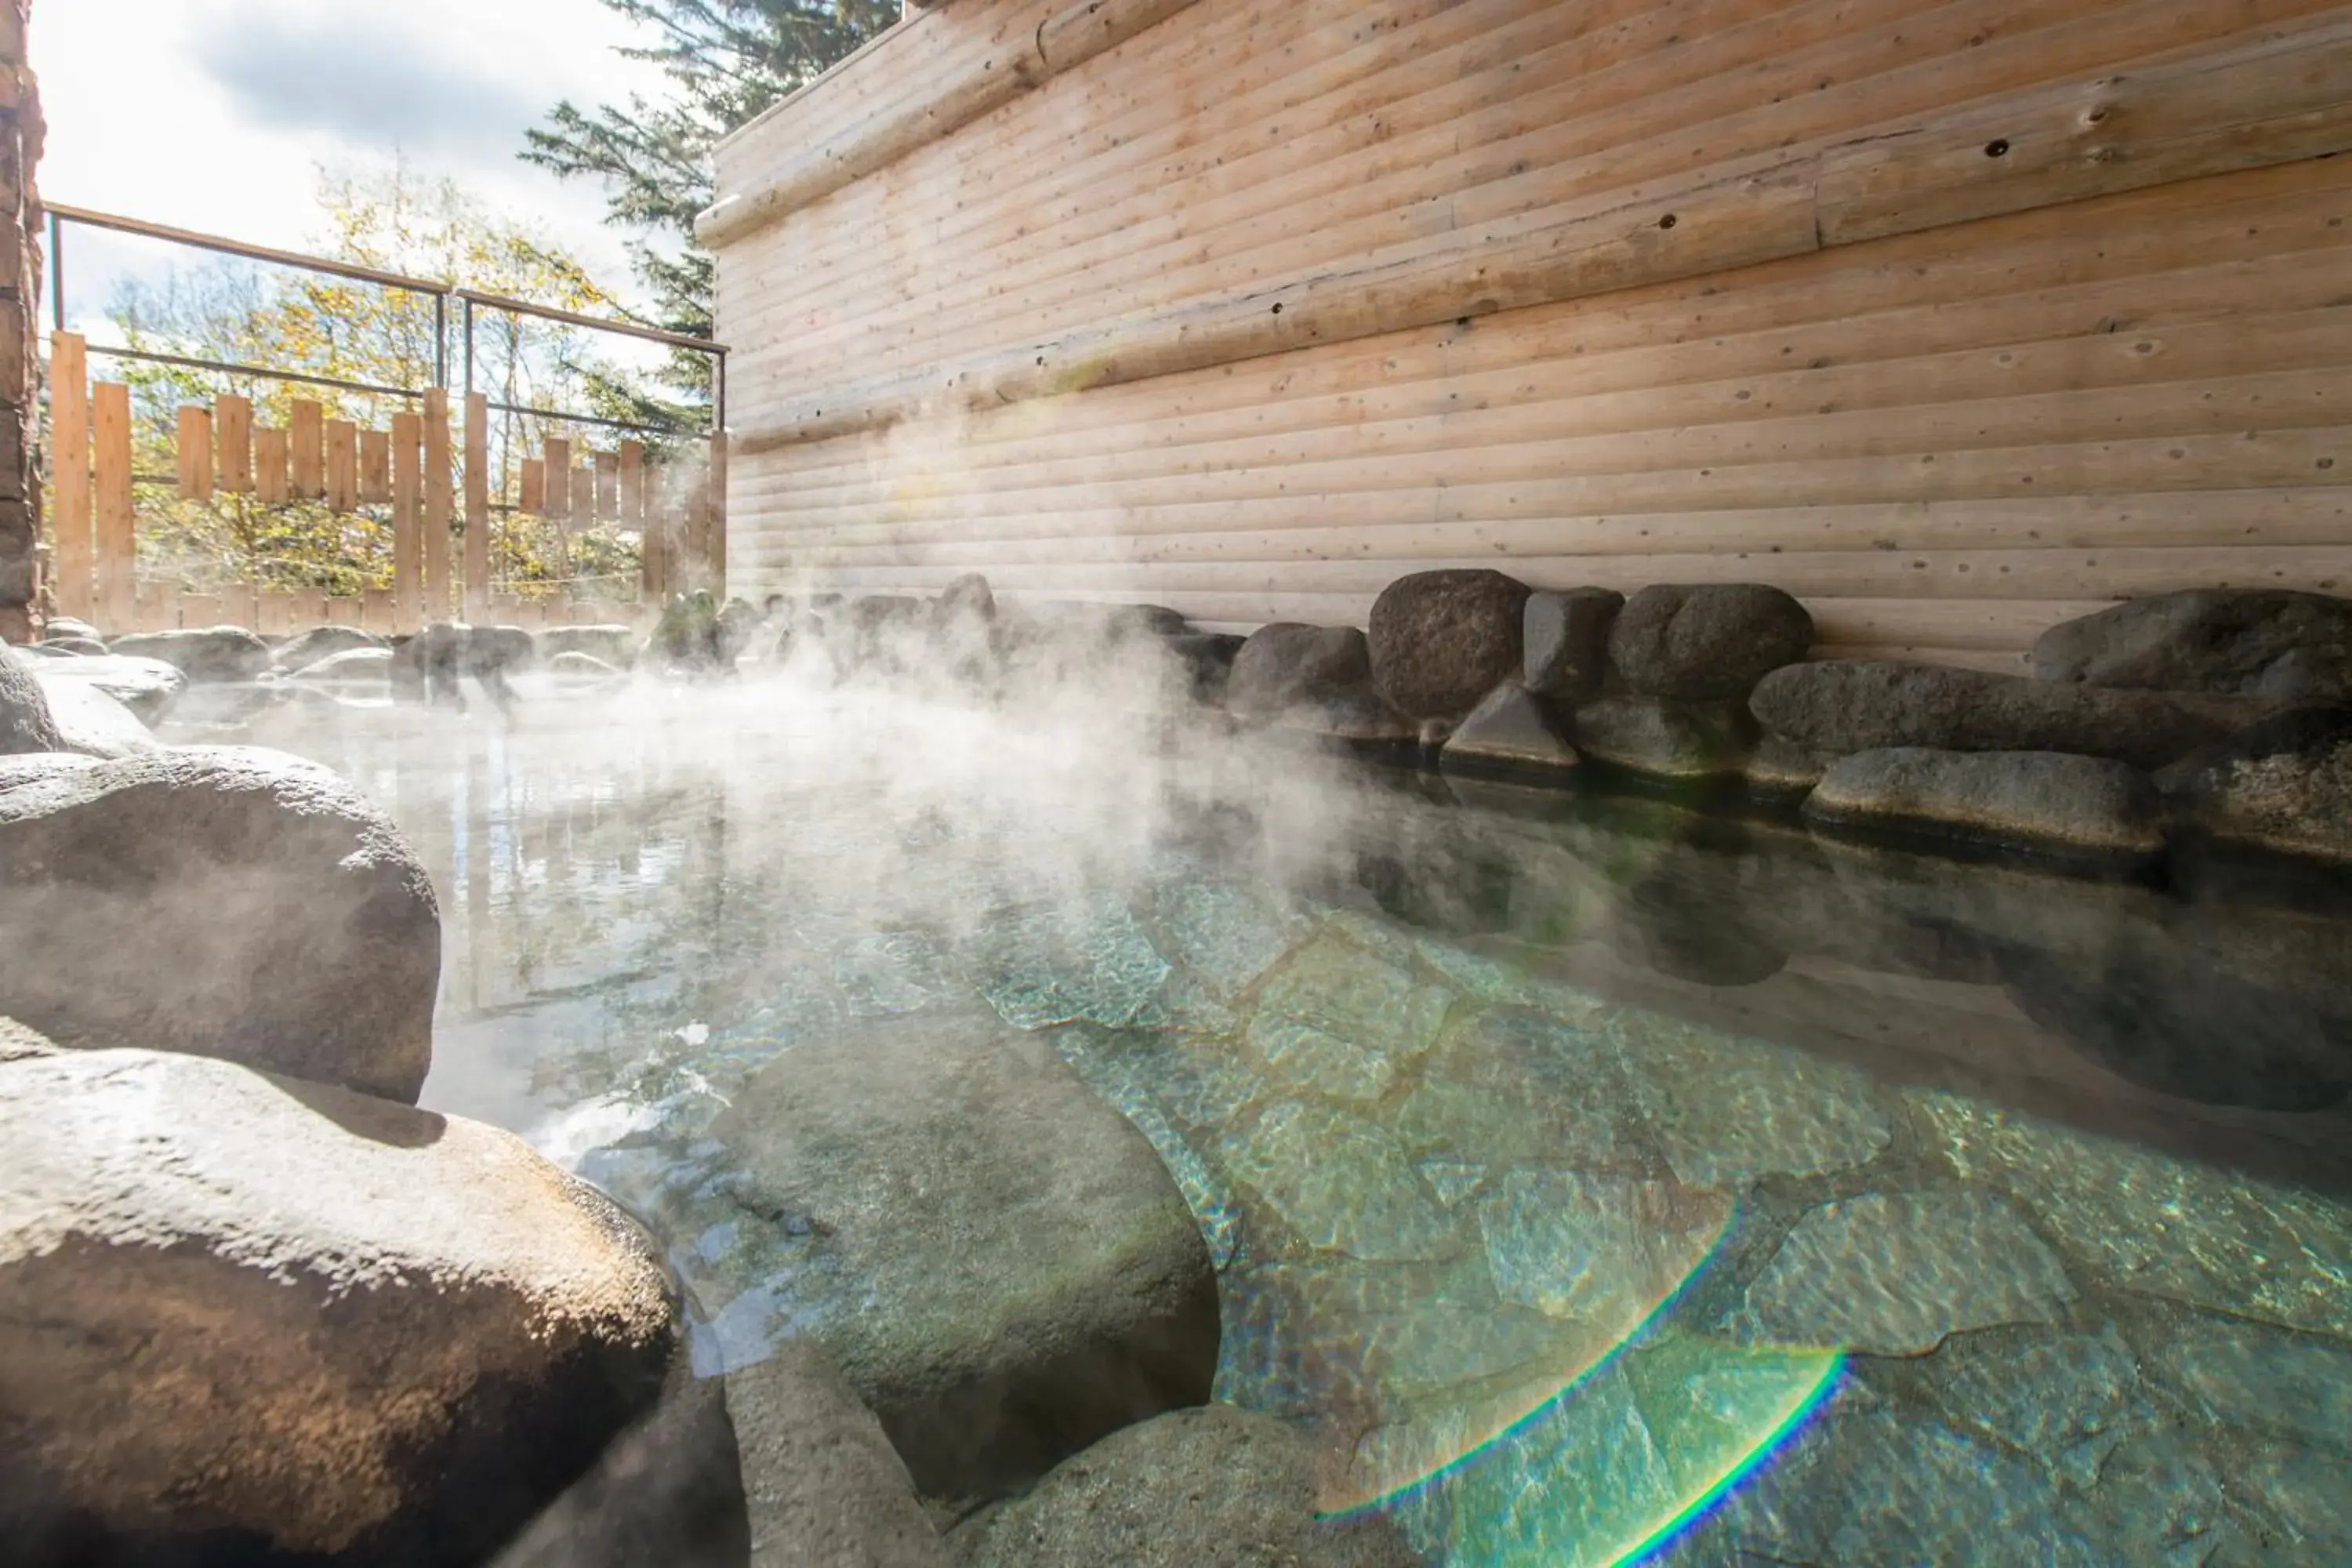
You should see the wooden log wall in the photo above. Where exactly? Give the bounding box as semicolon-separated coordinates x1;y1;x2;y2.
710;0;2352;662
41;331;720;634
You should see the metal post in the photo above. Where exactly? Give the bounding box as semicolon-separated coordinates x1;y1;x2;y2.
433;295;448;390
462;297;475;401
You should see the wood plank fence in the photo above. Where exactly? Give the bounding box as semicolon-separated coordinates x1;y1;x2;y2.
42;330;724;635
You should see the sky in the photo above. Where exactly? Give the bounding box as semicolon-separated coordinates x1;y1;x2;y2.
38;0;673;330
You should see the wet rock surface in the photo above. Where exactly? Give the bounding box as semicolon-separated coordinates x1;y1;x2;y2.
1804;746;2166;858
2033;587;2352;701
273;624;388;672
2156;704;2352;863
29;650;187;722
1227;623;1374;720
0;746;441;1102
1521;587;1621;702
0;1048;692;1568
706;1014;1219;1504
111;624;274;683
0;648;64;753
1606;583;1811;701
1570;695;1755;781
1438;684;1577;773
949;1406;1419;1567
1368;569;1532;720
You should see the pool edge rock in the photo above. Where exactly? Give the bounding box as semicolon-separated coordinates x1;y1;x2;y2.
1803;747;2166;861
708;1013;1220;1508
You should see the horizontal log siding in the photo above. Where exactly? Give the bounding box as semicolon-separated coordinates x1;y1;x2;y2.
712;0;2352;661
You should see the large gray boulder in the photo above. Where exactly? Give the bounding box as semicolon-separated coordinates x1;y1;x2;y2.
2032;589;2352;701
1227;623;1373;721
0;652;64;754
948;1406;1419;1568
1804;748;2165;858
274;624;389;672
0;747;440;1102
1751;659;2279;771
1608;583;1812;700
31;651;187;720
110;624;273;683
24;662;159;758
724;1340;951;1568
1368;568;1532;720
538;623;641;669
2155;706;2352;865
1572;695;1755;780
707;1014;1219;1505
1522;586;1623;701
0;1048;706;1568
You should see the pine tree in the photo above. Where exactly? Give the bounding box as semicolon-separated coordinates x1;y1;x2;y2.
521;1;899;397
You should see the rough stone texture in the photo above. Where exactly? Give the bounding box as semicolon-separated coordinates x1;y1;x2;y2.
2155;705;2352;864
1523;587;1623;701
1606;584;1812;701
934;572;997;626
111;625;274;683
1571;696;1755;780
536;624;641;669
1751;659;2278;770
1741;735;1828;796
1244;935;1452;1103
1804;747;2166;858
1218;1099;1454;1262
1226;623;1372;720
1163;631;1244;702
0;747;441;1102
31;651;189;720
948;1406;1418;1568
1737;1190;2075;1355
1439;684;1577;773
24;659;159;757
0;648;63;753
0;1048;689;1567
37;634;105;656
295;646;397;681
41;618;103;644
550;651;626;682
0;11;37;643
1368;569;1534;720
707;1014;1219;1504
273;625;389;671
722;1339;948;1568
2031;588;2352;701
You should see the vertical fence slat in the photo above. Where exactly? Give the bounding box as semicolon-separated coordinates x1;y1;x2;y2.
325;420;358;512
622;441;649;609
255;427;290;506
49;332;93;622
463;393;491;622
296;587;327;630
520;459;546;517
175;407;214;502
259;588;292;637
644;464;670;604
595;452;619;521
134;583;169;633
391;412;423;631
358;429;391;505
180;592;222;631
362;588;393;634
216;394;253;495
290;401;325;500
543;438;571;518
423;390;453;623
93;381;136;633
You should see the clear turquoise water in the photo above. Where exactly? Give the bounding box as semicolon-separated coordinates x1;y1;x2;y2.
241;683;2352;1566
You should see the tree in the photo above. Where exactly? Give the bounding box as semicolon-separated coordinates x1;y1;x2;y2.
521;1;898;395
104;163;657;600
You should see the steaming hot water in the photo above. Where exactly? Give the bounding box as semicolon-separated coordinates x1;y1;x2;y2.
232;659;2352;1566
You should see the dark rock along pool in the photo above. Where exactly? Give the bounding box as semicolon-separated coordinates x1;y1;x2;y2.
245;678;2352;1566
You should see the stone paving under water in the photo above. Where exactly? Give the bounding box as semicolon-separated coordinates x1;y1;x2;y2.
249;688;2352;1566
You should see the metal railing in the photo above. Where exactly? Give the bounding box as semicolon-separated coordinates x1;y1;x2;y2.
43;202;729;441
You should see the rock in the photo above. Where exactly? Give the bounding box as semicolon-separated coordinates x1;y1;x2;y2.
2154;705;2352;864
948;1406;1417;1568
1217;1099;1454;1262
38;635;108;657
550;650;626;683
1164;632;1244;702
935;572;998;626
653;590;724;669
1571;695;1755;780
1804;747;2165;858
1438;684;1577;773
706;1014;1218;1504
1743;736;1829;796
1751;659;2277;770
1287;690;1415;743
0;651;64;755
2031;587;2352;701
0;747;440;1102
0;1048;695;1568
1607;584;1812;700
110;624;273;683
274;624;388;671
724;1339;949;1568
0;1016;58;1064
33;652;190;720
393;623;534;706
1367;568;1532;720
538;623;640;669
24;662;159;758
1226;623;1372;720
293;645;397;682
1521;586;1622;701
38;617;102;644
717;597;765;664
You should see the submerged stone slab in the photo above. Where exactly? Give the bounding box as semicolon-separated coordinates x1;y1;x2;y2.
1243;934;1453;1102
1737;1189;2074;1355
964;895;1172;1029
1394;1007;1643;1167
1479;1168;1733;1330
1805;747;2166;858
1610;1013;1892;1189
1219;1099;1455;1262
1149;879;1302;1000
707;1014;1218;1504
949;1406;1419;1568
2145;1312;2352;1454
1920;1327;2153;1489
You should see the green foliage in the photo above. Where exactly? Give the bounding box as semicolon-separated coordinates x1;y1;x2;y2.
521;1;898;392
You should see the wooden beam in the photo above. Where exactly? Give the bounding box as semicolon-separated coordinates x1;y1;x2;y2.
325;419;359;512
175;405;213;501
48;333;93;621
254;427;290;506
463;393;492;620
215;394;253;495
423;389;455;622
92;382;136;633
391;412;423;630
289;401;325;500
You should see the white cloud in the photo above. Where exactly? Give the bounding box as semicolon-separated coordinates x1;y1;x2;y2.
36;0;673;323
